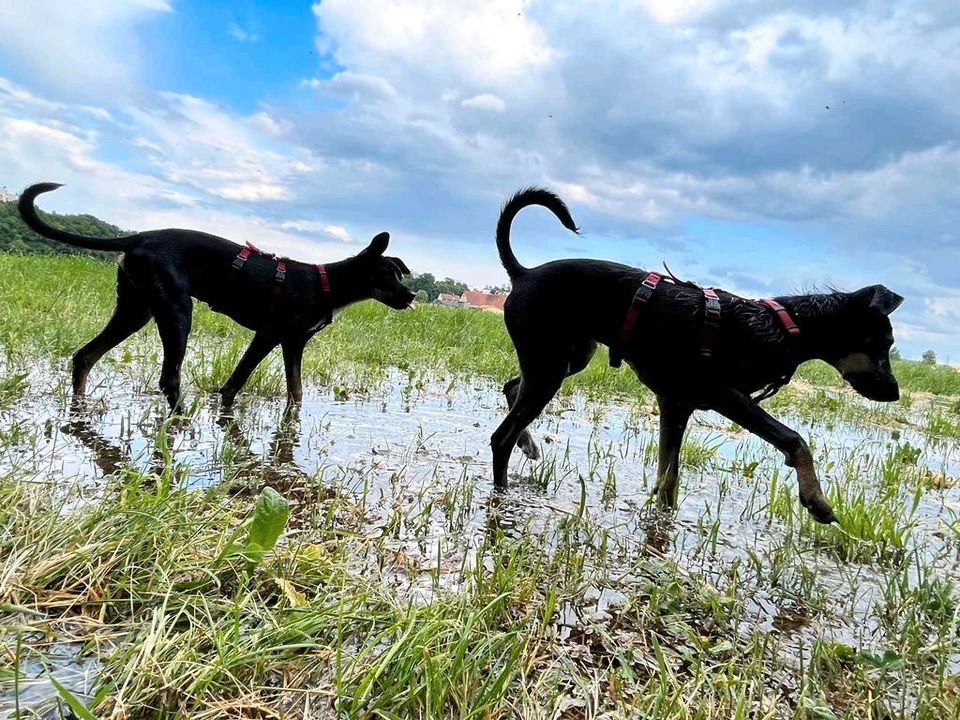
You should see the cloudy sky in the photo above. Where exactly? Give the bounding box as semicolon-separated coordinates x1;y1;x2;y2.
1;0;958;360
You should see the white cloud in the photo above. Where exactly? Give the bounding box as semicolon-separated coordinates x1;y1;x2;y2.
462;94;506;112
280;220;356;243
228;21;259;43
0;0;172;99
123;92;318;202
633;0;722;24
313;0;553;94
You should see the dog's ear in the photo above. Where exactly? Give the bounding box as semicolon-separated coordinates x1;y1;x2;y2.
388;257;412;276
359;232;390;258
855;285;904;315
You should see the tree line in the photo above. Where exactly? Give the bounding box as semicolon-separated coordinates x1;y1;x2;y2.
0;199;124;259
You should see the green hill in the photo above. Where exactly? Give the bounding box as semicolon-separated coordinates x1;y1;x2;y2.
0;197;128;258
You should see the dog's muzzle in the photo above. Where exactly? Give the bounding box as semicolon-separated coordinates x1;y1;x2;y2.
844;371;900;402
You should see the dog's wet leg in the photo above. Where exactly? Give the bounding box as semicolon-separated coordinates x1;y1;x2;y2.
72;269;151;397
503;376;539;459
652;395;692;508
491;372;565;489
506;340;597;461
709;389;836;524
220;332;280;407
152;294;193;413
281;335;309;405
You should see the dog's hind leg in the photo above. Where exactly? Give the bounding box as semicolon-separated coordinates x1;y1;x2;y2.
491;366;567;489
281;335;309;405
503;377;539;459
709;389;836;524
151;291;193;412
72;269;151;397
220;332;280;407
652;395;693;508
505;340;598;461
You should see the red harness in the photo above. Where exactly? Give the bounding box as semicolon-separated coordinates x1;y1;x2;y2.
610;274;801;368
230;242;287;296
229;243;333;305
758;298;800;336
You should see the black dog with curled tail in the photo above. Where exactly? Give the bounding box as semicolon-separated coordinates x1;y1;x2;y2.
19;183;416;411
491;187;903;524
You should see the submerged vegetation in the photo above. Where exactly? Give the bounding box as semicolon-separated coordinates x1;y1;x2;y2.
1;253;960;718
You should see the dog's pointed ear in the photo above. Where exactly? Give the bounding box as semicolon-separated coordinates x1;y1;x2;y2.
388;257;412;276
856;285;904;315
359;232;390;258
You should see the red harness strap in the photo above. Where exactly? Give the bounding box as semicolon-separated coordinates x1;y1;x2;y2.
315;264;331;294
230;242;288;296
273;260;286;296
610;271;662;368
758;298;800;337
701;287;722;358
230;242;258;275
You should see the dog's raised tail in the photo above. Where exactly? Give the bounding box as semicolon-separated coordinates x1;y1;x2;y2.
18;183;140;251
496;187;579;279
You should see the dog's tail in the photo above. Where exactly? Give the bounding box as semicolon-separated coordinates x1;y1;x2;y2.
496;187;579;279
18;183;141;251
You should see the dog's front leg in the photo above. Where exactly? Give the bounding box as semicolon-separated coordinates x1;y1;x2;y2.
653;396;693;508
709;390;836;524
220;332;279;407
281;336;309;405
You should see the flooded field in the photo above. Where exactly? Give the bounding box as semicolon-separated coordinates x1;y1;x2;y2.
3;326;960;718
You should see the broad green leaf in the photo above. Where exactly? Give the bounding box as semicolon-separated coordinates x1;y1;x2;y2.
247;486;289;554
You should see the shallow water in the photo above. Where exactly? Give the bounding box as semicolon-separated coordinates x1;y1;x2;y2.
2;352;960;715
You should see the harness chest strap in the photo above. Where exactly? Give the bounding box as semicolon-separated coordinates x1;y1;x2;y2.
313;263;334;326
700;287;722;358
609;271;662;368
752;297;802;401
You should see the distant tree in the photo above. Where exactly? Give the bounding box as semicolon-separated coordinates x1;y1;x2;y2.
405;273;437;300
922;349;937;365
889;345;902;361
0;199;126;258
435;277;468;298
484;284;511;295
414;289;428;303
404;273;468;301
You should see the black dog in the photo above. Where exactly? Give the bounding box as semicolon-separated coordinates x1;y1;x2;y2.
492;188;904;524
19;183;416;410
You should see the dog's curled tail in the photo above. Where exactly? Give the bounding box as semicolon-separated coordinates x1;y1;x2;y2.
18;183;140;251
496;187;579;279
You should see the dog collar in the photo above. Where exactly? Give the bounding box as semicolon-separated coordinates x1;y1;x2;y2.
758;298;800;337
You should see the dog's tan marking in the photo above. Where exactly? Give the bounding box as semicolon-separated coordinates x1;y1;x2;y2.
834;352;874;374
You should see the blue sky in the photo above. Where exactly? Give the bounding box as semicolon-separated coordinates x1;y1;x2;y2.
1;1;959;361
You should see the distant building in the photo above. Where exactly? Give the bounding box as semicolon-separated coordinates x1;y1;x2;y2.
461;290;508;313
437;292;468;307
434;290;509;312
0;186;16;203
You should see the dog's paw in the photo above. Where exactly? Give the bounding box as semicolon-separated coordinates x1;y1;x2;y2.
800;493;837;524
516;430;540;460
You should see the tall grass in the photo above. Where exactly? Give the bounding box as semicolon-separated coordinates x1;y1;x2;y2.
1;254;957;399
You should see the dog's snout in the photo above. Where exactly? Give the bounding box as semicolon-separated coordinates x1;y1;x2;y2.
844;371;900;402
